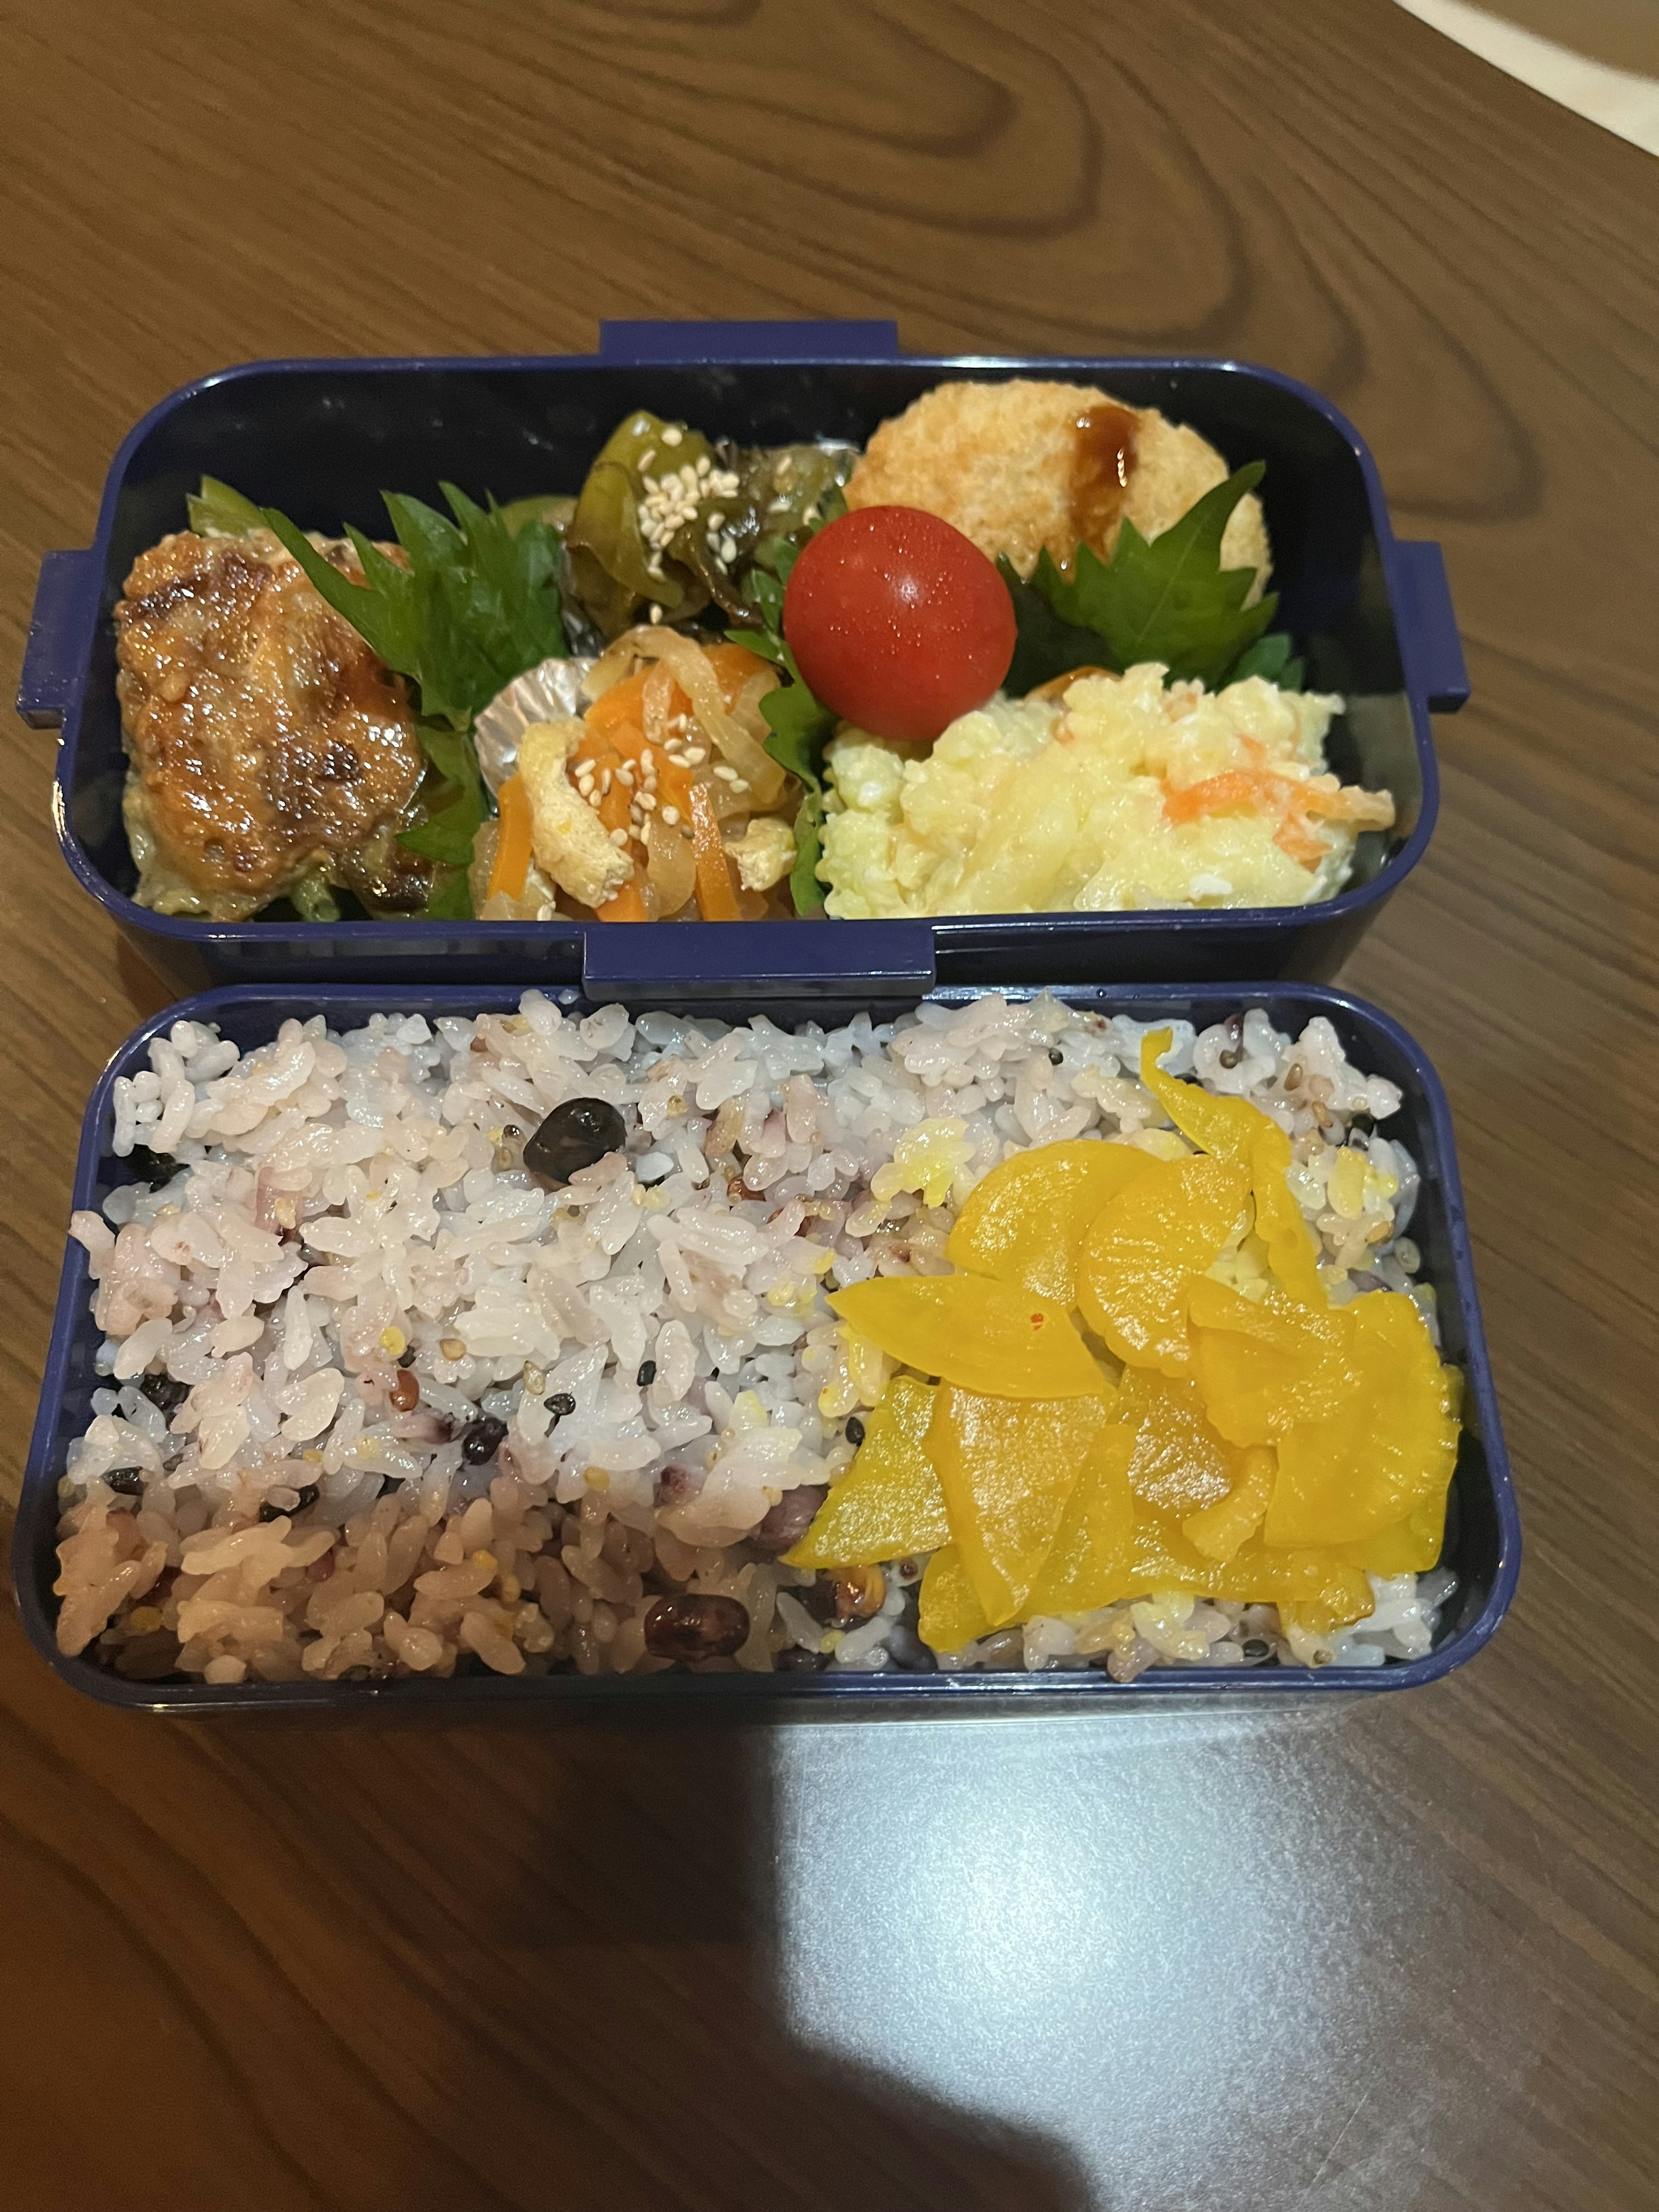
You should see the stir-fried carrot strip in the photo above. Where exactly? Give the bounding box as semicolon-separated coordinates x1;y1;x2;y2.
566;730;632;839
585;669;658;744
596;873;649;922
486;772;535;901
702;639;773;703
689;782;740;920
570;643;775;924
578;684;701;848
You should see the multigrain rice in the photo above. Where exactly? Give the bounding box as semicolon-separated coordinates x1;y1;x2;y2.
55;993;1455;1685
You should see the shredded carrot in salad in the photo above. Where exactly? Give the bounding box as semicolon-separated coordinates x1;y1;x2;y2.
1162;767;1392;872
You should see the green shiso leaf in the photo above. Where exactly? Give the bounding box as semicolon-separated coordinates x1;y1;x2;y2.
1001;463;1284;695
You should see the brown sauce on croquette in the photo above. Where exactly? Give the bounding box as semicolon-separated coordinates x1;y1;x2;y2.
1067;404;1141;564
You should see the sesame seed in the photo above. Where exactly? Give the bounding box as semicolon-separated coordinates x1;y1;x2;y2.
731;779;750;795
661;804;680;827
662;425;683;446
639;791;658;811
617;763;636;786
707;511;725;531
683;746;707;765
720;534;738;563
649;602;663;623
642;748;655;772
639;448;655;470
610;826;630;847
600;769;612;795
713;763;740;783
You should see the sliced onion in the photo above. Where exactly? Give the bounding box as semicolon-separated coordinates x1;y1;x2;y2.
645;811;697;916
616;626;784;806
580;638;638;703
731;671;776;745
642;659;677;748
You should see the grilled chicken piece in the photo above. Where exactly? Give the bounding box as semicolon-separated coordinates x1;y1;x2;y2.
114;528;432;919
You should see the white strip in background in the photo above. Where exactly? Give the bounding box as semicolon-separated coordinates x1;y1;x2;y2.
1395;0;1659;156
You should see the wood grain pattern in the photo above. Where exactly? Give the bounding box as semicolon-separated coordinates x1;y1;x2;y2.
1;3;1655;2206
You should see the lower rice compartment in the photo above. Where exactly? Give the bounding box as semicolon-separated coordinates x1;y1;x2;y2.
13;981;1518;1712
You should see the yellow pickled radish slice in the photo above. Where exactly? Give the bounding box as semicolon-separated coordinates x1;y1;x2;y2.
946;1139;1156;1304
1249;1125;1327;1309
1076;1153;1252;1376
828;1275;1108;1399
1138;1028;1266;1164
1023;1423;1137;1618
1336;1488;1448;1576
1137;1030;1327;1308
926;1386;1119;1625
1117;1366;1241;1516
1207;1541;1375;1623
918;1544;992;1654
1188;1278;1356;1444
1267;1292;1460;1547
1188;1276;1311;1350
1181;1444;1276;1562
784;1376;947;1568
1055;1506;1214;1609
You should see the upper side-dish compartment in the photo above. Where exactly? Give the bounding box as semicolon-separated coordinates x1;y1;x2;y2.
24;327;1465;988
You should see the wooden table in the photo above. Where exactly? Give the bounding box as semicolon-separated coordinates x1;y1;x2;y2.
2;4;1654;2205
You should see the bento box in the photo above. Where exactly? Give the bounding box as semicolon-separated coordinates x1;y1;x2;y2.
18;321;1469;998
13;977;1517;1714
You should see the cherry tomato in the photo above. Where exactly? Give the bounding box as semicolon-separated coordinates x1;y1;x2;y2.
782;505;1017;744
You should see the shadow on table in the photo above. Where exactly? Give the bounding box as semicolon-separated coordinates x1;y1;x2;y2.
400;1715;1090;2212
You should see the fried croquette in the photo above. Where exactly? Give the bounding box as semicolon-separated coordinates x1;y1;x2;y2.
845;378;1271;590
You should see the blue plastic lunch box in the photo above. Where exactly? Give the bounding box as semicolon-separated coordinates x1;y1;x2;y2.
13;977;1519;1714
17;321;1469;999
